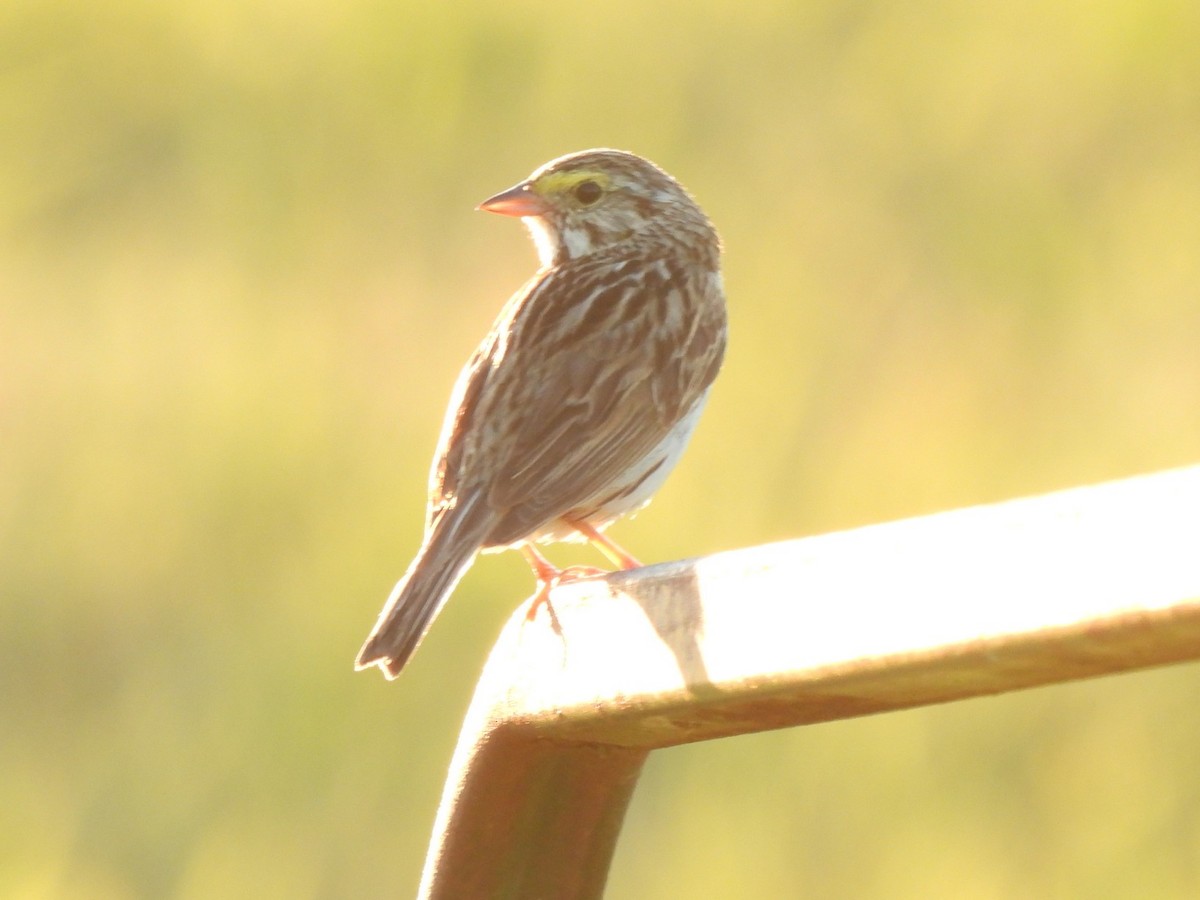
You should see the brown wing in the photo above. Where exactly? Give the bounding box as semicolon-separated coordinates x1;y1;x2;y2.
467;251;725;546
423;273;531;530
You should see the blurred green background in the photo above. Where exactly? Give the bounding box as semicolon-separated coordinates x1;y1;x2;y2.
4;0;1200;896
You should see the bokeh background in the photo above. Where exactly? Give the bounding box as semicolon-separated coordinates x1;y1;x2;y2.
4;0;1200;896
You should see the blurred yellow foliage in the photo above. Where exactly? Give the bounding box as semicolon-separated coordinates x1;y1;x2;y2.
3;0;1199;896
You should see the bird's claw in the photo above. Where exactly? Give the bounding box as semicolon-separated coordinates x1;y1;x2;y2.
524;565;612;621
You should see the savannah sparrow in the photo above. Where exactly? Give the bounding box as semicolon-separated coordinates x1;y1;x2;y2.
356;149;727;679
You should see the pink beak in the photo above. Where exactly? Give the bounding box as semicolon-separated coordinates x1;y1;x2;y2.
476;182;550;217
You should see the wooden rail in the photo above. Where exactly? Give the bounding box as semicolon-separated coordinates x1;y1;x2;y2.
417;465;1200;898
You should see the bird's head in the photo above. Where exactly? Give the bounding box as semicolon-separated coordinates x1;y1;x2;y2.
477;149;714;267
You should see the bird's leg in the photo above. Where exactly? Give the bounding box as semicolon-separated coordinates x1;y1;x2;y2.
522;543;562;585
566;517;643;570
521;545;562;621
521;545;602;619
520;544;611;621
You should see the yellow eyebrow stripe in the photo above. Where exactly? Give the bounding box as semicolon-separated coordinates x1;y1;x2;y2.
533;170;613;197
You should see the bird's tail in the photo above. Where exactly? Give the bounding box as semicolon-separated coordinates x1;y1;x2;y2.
356;494;492;679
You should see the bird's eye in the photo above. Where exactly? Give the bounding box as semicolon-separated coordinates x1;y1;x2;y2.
573;180;603;205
